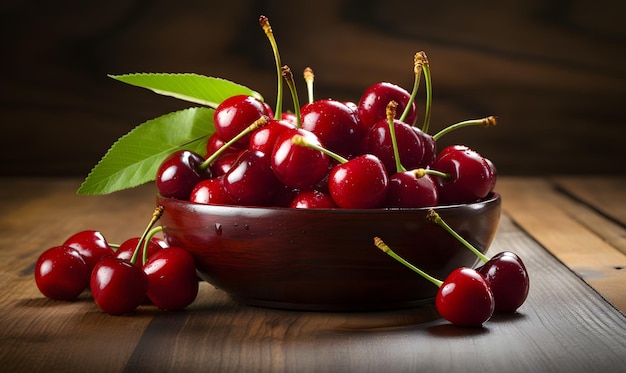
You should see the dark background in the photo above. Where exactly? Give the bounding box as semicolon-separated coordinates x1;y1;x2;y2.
2;0;626;178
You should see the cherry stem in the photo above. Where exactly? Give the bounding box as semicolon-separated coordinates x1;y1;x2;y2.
291;134;348;164
200;116;270;169
400;52;423;123
374;237;443;287
142;226;164;265
386;100;406;173
304;67;315;104
420;52;432;133
414;167;450;181
259;15;283;119
432;116;497;142
131;205;165;265
282;65;302;128
426;209;490;263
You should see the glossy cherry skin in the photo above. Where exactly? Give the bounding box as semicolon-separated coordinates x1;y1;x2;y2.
362;118;424;174
289;189;338;209
63;230;114;272
413;127;437;168
248;118;295;154
328;154;389;209
301;99;365;158
143;247;199;310
384;172;438;208
357;82;417;129
90;256;149;315
34;245;90;300
205;132;245;159
431;146;495;205
477;251;529;313
223;149;282;206
436;267;495;327
156;149;212;200
114;237;166;265
271;128;330;189
189;176;234;205
214;95;269;147
208;151;241;177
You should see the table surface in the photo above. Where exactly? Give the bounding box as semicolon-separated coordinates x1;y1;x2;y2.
1;176;625;373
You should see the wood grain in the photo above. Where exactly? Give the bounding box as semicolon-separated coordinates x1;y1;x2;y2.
0;177;625;372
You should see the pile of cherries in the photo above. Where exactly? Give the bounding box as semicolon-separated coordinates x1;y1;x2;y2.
34;207;199;315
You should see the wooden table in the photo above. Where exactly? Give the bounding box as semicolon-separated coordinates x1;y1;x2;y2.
1;176;625;373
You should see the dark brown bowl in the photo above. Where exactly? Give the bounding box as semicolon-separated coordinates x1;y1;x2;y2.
157;193;501;311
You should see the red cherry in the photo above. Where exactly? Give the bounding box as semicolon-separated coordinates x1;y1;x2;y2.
90;256;149;315
384;170;438;208
362;117;425;174
248;118;296;154
301;99;365;158
189;176;234;205
63;230;114;272
223;149;282;206
205;132;244;159
357;82;417;129
328;154;389;209
431;146;495;205
156;149;212;200
114;237;166;265
143;247;199;311
436;267;495;327
213;95;269;147
289;189;338;209
34;245;90;300
477;251;529;313
208;151;242;177
271;128;330;189
412;127;437;168
375;238;494;327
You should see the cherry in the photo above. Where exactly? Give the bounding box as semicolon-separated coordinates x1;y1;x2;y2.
249;118;296;154
301;99;365;158
208;151;242;177
115;237;165;265
271;128;330;189
384;169;439;208
375;237;494;327
427;210;529;313
357;82;417;129
223;149;283;206
90;256;149;315
430;145;496;205
292;135;389;208
34;245;90;300
289;189;337;209
413;127;436;167
63;230;114;273
205;132;244;159
189;175;234;205
213;94;269;146
156;149;212;200
143;247;199;311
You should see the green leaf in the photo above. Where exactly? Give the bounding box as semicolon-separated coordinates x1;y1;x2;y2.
109;73;263;108
77;107;214;195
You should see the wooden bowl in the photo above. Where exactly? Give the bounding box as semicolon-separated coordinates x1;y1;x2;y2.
157;193;501;311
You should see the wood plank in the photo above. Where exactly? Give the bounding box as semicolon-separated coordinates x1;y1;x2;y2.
496;177;626;312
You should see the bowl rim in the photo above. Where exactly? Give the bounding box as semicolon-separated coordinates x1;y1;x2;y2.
156;192;501;215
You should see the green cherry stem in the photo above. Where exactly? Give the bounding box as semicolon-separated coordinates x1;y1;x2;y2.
291;134;348;164
130;205;165;265
420;51;433;134
304;67;315;104
374;237;443;287
426;209;489;263
142;226;164;265
414;167;450;181
400;52;423;123
432;116;497;142
200;116;270;169
259;15;283;119
282;65;303;128
386;100;406;173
